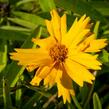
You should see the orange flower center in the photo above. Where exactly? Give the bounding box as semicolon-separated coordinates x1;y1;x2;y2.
49;44;68;63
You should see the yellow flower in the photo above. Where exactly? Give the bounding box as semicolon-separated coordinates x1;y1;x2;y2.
10;9;107;103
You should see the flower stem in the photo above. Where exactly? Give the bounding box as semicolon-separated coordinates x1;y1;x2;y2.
42;93;57;109
72;96;83;109
83;82;95;109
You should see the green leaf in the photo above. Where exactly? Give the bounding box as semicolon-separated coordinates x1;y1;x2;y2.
5;65;25;88
55;0;108;25
78;84;89;106
72;96;82;109
93;21;100;38
39;0;55;12
0;18;4;24
0;26;30;41
16;0;36;7
12;11;45;26
0;40;7;72
0;26;30;32
93;92;102;109
15;82;22;108
24;84;52;98
67;103;75;109
89;1;109;16
8;18;36;29
4;26;42;87
99;50;109;66
2;78;13;109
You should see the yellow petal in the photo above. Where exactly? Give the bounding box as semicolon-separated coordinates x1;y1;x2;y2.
76;34;95;51
84;33;95;43
60;64;73;89
68;52;101;70
77;33;107;52
55;64;75;103
69;29;90;50
62;18;78;47
57;82;75;103
30;63;55;86
30;67;43;86
30;76;42;86
68;15;86;38
44;67;58;87
37;66;52;79
57;83;70;103
62;15;91;47
50;9;61;42
85;39;107;52
55;65;63;83
26;65;37;72
32;36;56;50
10;48;51;70
65;59;95;87
45;20;54;36
61;14;67;37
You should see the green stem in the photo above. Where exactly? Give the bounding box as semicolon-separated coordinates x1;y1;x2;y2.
42;93;57;109
83;82;95;109
93;21;100;38
72;96;83;109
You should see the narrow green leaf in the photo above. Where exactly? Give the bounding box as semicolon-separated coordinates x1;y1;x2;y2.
55;0;108;25
0;26;30;41
103;30;109;35
0;18;4;24
12;11;45;26
93;21;100;38
42;93;57;109
8;18;36;29
39;0;55;12
3;78;13;109
72;96;83;109
67;103;75;109
93;92;102;109
16;0;35;7
99;50;109;66
10;67;25;87
83;82;95;109
25;85;52;98
79;84;89;106
0;26;30;32
15;82;22;108
89;1;109;16
0;40;7;72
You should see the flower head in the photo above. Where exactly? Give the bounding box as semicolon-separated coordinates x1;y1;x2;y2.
10;9;107;103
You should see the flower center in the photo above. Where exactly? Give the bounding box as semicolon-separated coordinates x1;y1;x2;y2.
49;44;68;63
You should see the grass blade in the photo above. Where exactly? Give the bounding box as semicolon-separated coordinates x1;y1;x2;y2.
3;78;12;109
39;0;55;12
93;92;102;109
0;40;7;72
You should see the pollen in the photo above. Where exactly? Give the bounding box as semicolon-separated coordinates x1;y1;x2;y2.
49;44;68;63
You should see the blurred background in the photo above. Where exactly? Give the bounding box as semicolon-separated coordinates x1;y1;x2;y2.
0;0;109;109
